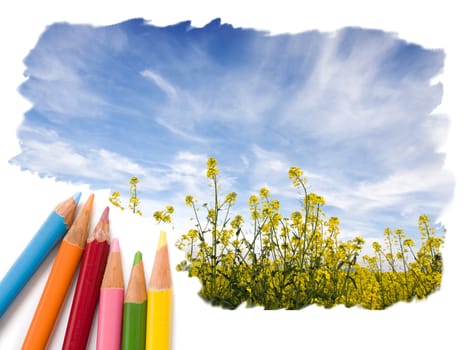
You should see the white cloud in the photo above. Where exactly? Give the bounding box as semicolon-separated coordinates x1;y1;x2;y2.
155;117;208;143
251;144;288;173
22;79;108;119
95;148;146;176
25;53;81;83
20;28;126;120
11;138;146;184
141;69;178;99
279;29;440;144
249;145;289;193
127;150;211;199
303;163;454;237
352;166;453;213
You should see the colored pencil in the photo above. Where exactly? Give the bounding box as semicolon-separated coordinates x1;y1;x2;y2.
96;238;124;350
0;192;81;319
146;231;173;350
121;251;147;350
22;194;94;350
62;206;111;350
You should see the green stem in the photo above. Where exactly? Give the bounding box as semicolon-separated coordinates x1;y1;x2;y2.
211;175;218;296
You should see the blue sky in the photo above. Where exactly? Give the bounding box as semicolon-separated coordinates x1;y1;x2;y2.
11;18;453;241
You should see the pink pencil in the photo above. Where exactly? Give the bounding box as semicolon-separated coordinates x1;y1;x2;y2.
96;238;124;350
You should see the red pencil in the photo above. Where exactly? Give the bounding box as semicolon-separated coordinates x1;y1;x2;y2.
62;207;111;350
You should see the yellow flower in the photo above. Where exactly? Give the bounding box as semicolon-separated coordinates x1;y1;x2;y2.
208;209;216;221
185;195;194;206
153;210;163;221
129;176;139;185
372;241;382;252
290;211;302;225
288;166;306;188
206;157;219;178
270;200;280;211
262;204;272;217
259;187;270;199
249;195;259;207
230;215;244;229
354;236;365;246
250;209;260;220
225;192;237;204
129;196;140;204
328;217;340;231
288;166;303;179
188;229;198;239
206;157;217;169
206;167;219;178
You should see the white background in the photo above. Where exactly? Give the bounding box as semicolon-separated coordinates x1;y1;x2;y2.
0;1;467;349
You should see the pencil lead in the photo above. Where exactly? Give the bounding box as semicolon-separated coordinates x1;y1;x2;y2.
93;206;110;242
64;193;94;247
100;206;110;223
133;251;143;266
157;230;167;250
73;192;82;203
110;238;120;252
82;193;95;212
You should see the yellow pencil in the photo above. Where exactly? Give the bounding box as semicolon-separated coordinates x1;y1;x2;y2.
146;231;172;350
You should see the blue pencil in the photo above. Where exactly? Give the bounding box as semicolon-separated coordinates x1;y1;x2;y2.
0;192;81;319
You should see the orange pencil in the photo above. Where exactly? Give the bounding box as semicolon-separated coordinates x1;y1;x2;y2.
22;194;94;350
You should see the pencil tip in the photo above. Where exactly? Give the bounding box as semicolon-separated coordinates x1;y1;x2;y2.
157;230;167;250
133;251;143;266
100;206;110;222
73;192;82;203
110;238;120;252
83;193;95;209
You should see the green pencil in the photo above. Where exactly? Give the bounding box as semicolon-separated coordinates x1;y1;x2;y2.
121;251;147;350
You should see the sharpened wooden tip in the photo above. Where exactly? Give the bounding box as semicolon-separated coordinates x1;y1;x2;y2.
100;206;110;222
73;192;82;203
64;194;94;247
82;193;95;211
133;251;143;266
157;230;167;249
110;237;120;252
149;231;172;290
101;238;124;289
56;192;82;228
125;252;147;303
92;206;110;243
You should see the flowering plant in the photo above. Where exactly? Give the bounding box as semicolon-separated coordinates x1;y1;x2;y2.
176;158;444;310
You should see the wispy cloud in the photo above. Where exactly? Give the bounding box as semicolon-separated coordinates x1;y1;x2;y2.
155;117;208;143
11;138;146;186
141;69;178;99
